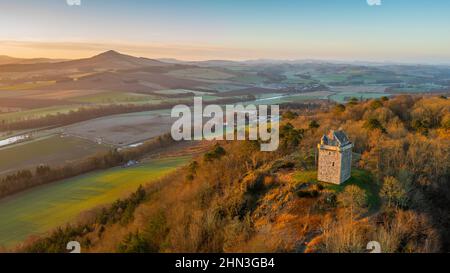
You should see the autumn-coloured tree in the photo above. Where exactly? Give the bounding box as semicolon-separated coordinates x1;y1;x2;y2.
380;176;408;209
338;185;368;221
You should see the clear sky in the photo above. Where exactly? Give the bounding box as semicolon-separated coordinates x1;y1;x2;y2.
1;0;450;63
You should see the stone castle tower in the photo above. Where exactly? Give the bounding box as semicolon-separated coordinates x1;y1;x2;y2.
317;130;353;185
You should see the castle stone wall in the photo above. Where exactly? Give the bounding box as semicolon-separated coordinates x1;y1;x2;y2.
317;144;353;185
340;148;352;182
317;147;342;184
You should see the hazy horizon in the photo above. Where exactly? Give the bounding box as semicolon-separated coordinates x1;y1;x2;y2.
2;47;450;66
1;0;450;63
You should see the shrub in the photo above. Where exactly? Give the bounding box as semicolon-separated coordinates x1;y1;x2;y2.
364;118;386;133
370;100;383;110
309;120;320;129
117;232;152;253
297;189;319;198
204;144;226;162
334;104;346;113
282;110;299;120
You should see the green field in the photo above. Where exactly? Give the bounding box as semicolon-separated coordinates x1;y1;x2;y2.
0;156;190;247
232;73;267;84
153;89;214;96
0;135;109;174
329;92;389;103
253;92;331;104
206;83;249;92
167;68;235;80
313;74;348;84
0;104;85;122
71;91;158;104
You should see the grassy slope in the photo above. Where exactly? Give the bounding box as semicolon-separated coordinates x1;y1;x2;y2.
293;169;380;210
0;156;190;247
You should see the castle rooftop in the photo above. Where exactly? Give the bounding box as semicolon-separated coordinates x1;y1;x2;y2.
320;130;351;147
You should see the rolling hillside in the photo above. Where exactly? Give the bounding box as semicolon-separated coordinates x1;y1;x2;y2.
15;96;449;253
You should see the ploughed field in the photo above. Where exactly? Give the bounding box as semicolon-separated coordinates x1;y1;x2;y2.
62;109;174;146
0;156;190;248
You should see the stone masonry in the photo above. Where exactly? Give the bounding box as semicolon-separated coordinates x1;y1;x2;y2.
317;130;353;185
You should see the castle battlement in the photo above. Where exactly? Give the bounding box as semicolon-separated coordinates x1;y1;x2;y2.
317;143;353;152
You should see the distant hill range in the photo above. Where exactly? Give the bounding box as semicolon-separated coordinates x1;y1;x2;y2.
0;50;169;73
0;50;210;93
0;55;67;65
1;50;449;96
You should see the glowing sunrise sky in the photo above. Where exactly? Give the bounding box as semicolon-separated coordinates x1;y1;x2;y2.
1;0;450;63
